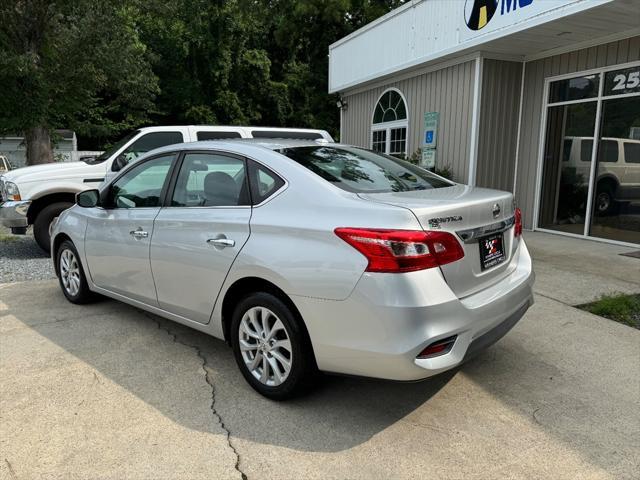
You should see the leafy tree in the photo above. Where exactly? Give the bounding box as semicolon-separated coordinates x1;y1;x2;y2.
0;0;158;164
0;0;405;159
262;0;407;137
134;0;405;139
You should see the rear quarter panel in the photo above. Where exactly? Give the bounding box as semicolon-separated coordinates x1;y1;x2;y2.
239;176;425;300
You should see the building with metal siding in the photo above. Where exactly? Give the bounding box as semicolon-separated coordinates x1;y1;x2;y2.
330;0;640;246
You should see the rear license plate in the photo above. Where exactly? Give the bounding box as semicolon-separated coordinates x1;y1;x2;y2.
479;233;505;271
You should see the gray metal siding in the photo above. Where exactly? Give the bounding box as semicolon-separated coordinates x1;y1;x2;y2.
515;36;640;228
342;60;476;183
476;59;523;193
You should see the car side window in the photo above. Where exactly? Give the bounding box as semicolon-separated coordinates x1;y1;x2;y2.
112;131;183;171
111;154;175;208
248;160;285;204
171;153;249;207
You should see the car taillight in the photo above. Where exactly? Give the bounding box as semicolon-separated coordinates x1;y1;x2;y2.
334;228;464;273
514;207;522;237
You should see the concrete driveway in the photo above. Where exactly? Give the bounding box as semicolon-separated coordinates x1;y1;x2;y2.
1;232;639;479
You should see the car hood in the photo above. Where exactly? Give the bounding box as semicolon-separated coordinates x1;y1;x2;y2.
1;161;95;184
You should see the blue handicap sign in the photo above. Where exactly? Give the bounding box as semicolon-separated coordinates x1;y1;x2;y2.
425;130;434;144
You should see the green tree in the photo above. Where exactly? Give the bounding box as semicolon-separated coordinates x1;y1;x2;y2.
263;0;407;137
134;0;405;139
0;0;158;164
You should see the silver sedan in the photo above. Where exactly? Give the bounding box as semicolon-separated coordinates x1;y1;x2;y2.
51;139;534;399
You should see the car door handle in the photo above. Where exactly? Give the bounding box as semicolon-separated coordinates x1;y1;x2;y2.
130;228;149;239
207;237;235;248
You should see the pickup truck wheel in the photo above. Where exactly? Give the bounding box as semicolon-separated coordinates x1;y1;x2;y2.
34;202;73;253
56;240;96;304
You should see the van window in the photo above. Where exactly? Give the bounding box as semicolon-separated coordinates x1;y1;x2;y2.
562;139;572;162
251;130;323;140
598;140;618;163
197;131;242;141
624;142;640;163
580;140;593;162
112;131;184;171
86;130;139;165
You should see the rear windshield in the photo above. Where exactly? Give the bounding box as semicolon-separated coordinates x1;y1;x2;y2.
277;146;453;193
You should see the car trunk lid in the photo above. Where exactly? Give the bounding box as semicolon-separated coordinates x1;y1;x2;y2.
358;184;518;298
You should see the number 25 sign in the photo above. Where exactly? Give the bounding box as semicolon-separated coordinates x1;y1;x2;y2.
606;67;640;95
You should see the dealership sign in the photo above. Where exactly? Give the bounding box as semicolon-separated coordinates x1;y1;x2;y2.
462;0;578;40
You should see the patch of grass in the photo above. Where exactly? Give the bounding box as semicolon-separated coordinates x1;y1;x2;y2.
0;233;20;243
578;294;640;329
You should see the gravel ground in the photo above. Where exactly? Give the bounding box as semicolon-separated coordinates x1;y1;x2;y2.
0;226;55;284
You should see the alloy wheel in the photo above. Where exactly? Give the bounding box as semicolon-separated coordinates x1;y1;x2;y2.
60;249;81;297
239;306;293;387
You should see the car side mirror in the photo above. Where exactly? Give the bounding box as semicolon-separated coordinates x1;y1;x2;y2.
112;154;128;172
76;189;100;208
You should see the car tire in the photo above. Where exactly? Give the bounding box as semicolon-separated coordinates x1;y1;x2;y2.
34;202;73;253
230;292;316;400
56;240;96;304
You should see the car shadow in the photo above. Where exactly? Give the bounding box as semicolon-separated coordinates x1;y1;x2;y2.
3;283;454;453
4;282;634;477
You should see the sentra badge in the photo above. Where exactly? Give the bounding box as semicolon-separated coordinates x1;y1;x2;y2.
428;216;463;229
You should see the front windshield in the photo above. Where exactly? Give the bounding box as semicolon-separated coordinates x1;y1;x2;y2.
278;146;454;193
84;130;140;164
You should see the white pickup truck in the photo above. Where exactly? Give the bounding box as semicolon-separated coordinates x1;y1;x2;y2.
0;125;333;252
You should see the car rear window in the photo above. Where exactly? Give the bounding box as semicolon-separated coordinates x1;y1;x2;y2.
277;146;453;193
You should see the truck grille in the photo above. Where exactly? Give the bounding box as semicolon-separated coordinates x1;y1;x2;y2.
0;178;5;202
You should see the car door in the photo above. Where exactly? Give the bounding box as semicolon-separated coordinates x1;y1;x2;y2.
84;153;177;305
150;151;251;323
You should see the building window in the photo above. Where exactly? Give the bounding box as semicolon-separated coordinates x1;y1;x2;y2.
371;88;408;157
389;127;407;155
372;130;386;152
538;63;640;245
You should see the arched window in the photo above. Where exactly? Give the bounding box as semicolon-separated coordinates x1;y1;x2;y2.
371;89;409;157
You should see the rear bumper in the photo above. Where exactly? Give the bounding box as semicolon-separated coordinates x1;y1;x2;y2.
0;200;31;228
293;239;534;381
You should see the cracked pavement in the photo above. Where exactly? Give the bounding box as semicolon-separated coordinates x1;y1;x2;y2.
1;232;639;479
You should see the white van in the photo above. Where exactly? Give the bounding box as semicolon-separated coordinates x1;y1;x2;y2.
562;136;640;214
0;125;334;251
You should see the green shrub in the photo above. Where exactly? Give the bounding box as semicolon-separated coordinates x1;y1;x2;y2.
405;148;454;181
